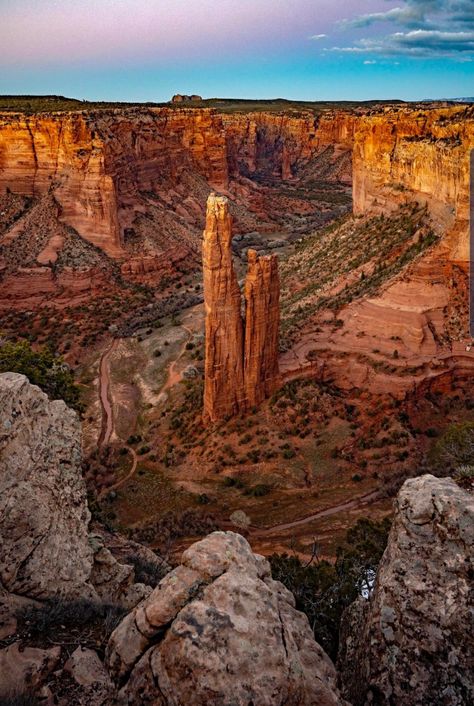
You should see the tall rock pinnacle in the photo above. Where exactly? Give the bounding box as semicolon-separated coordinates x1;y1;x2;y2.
202;194;280;422
203;194;245;421
244;249;280;407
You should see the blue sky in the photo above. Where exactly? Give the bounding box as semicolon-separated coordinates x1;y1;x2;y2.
1;1;473;101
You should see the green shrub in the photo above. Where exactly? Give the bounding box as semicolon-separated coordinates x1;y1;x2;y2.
247;483;272;497
270;517;391;659
0;340;82;411
430;422;474;470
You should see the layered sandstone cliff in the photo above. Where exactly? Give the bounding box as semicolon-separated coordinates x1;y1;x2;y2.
352;105;474;262
0;113;121;256
223;111;355;182
0;108;229;259
203;193;246;420
203;195;280;421
244;249;280;407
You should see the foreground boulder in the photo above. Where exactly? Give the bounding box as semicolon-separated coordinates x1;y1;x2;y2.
0;372;95;598
0;373;155;607
338;474;474;706
107;531;346;706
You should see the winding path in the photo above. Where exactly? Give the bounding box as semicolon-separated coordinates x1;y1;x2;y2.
98;338;118;449
252;489;380;537
97;337;140;498
161;323;194;393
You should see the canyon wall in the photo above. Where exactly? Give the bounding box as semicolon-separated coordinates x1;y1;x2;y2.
0;113;121;256
203;195;280;422
352;105;474;262
0;108;229;259
2;103;472;317
223;111;355;181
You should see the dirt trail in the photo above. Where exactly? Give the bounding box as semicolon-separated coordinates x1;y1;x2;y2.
99;446;138;499
252;490;380;537
162;323;194;392
98;338;119;448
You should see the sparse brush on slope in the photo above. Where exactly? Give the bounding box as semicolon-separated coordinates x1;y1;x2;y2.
280;203;438;348
0;340;82;411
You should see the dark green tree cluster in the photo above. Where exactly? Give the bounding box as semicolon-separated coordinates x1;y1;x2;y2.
270;517;391;659
0;340;82;412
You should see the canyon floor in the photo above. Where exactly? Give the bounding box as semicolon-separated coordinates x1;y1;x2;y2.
77;202;474;562
1;99;473;563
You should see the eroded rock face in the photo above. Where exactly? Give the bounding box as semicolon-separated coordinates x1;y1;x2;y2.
0;372;95;599
352;105;474;263
0;372;151;607
107;531;346;706
244;249;280;407
338;474;474;706
203;195;280;421
203;193;246;420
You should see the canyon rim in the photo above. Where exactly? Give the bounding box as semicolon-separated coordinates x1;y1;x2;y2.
1;0;474;702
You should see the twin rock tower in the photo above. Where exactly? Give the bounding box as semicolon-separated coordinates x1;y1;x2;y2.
203;194;280;422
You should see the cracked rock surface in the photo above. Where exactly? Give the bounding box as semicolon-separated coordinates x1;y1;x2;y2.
0;372;95;599
338;474;474;706
107;531;346;706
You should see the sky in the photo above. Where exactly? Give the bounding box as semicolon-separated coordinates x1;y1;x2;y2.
0;0;473;101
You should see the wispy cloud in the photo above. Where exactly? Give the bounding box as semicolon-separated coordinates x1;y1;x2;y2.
309;33;327;40
331;0;474;59
364;60;377;64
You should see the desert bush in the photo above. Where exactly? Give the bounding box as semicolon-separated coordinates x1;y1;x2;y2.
270;517;391;660
430;422;474;471
125;554;169;587
16;598;126;646
246;483;272;497
0;340;82;411
130;509;219;550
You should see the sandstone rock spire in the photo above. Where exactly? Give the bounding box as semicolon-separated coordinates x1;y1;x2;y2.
202;194;280;421
244;249;280;407
203;194;245;421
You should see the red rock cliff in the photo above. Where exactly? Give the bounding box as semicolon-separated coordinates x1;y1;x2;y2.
223;111;355;182
244;249;280;407
0;108;229;259
352;105;474;263
0;113;121;256
203;194;245;422
203;195;280;422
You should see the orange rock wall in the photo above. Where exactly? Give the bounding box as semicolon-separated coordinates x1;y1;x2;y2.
223;111;355;180
352;105;474;262
0;108;229;259
203;196;280;421
244;249;280;407
0;113;121;256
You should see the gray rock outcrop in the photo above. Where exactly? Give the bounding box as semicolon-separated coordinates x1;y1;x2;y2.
0;372;96;598
338;474;474;706
0;372;155;606
107;531;346;706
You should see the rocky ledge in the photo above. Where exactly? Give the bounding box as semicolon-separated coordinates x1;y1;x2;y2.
338;474;474;706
